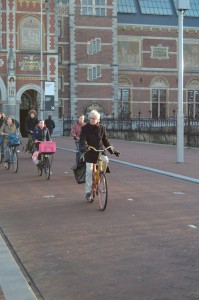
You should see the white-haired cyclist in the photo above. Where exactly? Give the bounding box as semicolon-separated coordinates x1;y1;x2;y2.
79;110;120;201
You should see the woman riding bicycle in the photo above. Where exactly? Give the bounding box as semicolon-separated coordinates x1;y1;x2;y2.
79;110;120;201
32;120;51;160
0;116;18;169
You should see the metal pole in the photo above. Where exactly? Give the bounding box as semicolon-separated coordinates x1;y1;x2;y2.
177;10;184;163
40;0;43;120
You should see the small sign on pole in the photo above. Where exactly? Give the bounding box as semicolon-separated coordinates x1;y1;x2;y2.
45;81;55;111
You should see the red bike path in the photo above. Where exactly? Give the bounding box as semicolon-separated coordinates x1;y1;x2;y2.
0;137;199;300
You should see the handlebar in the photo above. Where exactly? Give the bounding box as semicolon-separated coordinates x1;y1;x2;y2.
34;140;52;143
88;145;113;152
0;133;19;136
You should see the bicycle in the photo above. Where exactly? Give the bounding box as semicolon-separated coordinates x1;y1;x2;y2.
1;133;20;173
86;145;113;211
5;144;19;173
35;141;56;180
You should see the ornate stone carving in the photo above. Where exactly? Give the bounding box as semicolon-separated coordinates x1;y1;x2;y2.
19;55;40;71
151;44;169;60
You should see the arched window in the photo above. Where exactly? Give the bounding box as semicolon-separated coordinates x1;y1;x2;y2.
19;16;42;50
118;76;132;119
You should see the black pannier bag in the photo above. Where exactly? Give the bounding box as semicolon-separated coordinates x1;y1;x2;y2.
72;153;86;184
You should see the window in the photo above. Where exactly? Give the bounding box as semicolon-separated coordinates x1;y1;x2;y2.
56;0;69;4
58;47;62;64
87;38;101;54
117;0;137;13
58;73;63;91
88;65;101;80
81;0;106;16
118;89;130;117
58;99;64;118
58;21;62;38
138;0;173;15
188;90;199;119
152;89;166;118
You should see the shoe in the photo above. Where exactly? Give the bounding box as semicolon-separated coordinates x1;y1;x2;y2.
85;192;92;202
4;162;8;169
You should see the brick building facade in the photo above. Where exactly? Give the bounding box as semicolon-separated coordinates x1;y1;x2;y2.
0;0;199;135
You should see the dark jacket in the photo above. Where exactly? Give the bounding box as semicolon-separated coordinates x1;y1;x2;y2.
79;123;113;163
25;116;38;133
45;118;55;131
32;126;51;143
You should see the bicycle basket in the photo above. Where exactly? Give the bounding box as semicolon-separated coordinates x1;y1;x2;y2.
8;133;20;146
39;141;56;154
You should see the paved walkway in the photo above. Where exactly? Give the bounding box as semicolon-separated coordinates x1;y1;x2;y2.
0;137;199;300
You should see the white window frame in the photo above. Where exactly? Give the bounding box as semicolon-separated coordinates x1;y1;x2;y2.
87;38;101;55
81;0;107;16
87;65;101;80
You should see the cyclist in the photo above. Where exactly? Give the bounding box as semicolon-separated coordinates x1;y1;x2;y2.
32;120;51;160
0;116;17;169
25;110;38;152
79;110;120;201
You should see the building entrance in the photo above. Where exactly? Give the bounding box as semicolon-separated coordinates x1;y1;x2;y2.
20;90;38;137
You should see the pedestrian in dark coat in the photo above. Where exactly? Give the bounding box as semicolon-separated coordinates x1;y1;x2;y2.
45;115;55;135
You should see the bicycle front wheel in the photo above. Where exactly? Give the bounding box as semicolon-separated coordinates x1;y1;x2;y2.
97;172;108;211
12;149;18;173
44;157;50;180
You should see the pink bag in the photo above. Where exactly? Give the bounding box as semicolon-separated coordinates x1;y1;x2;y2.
39;141;56;154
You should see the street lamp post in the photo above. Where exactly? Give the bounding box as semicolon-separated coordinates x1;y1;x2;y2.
40;0;43;120
176;0;190;163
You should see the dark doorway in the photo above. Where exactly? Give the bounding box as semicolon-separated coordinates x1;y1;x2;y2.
20;90;38;137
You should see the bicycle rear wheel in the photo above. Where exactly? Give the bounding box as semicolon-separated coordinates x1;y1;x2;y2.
44;157;50;180
97;172;108;211
12;149;18;173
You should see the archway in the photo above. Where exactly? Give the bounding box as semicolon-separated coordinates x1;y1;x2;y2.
20;90;38;137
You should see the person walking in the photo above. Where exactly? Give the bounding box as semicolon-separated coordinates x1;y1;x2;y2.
45;115;55;136
79;110;120;201
25;110;38;152
71;114;86;152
